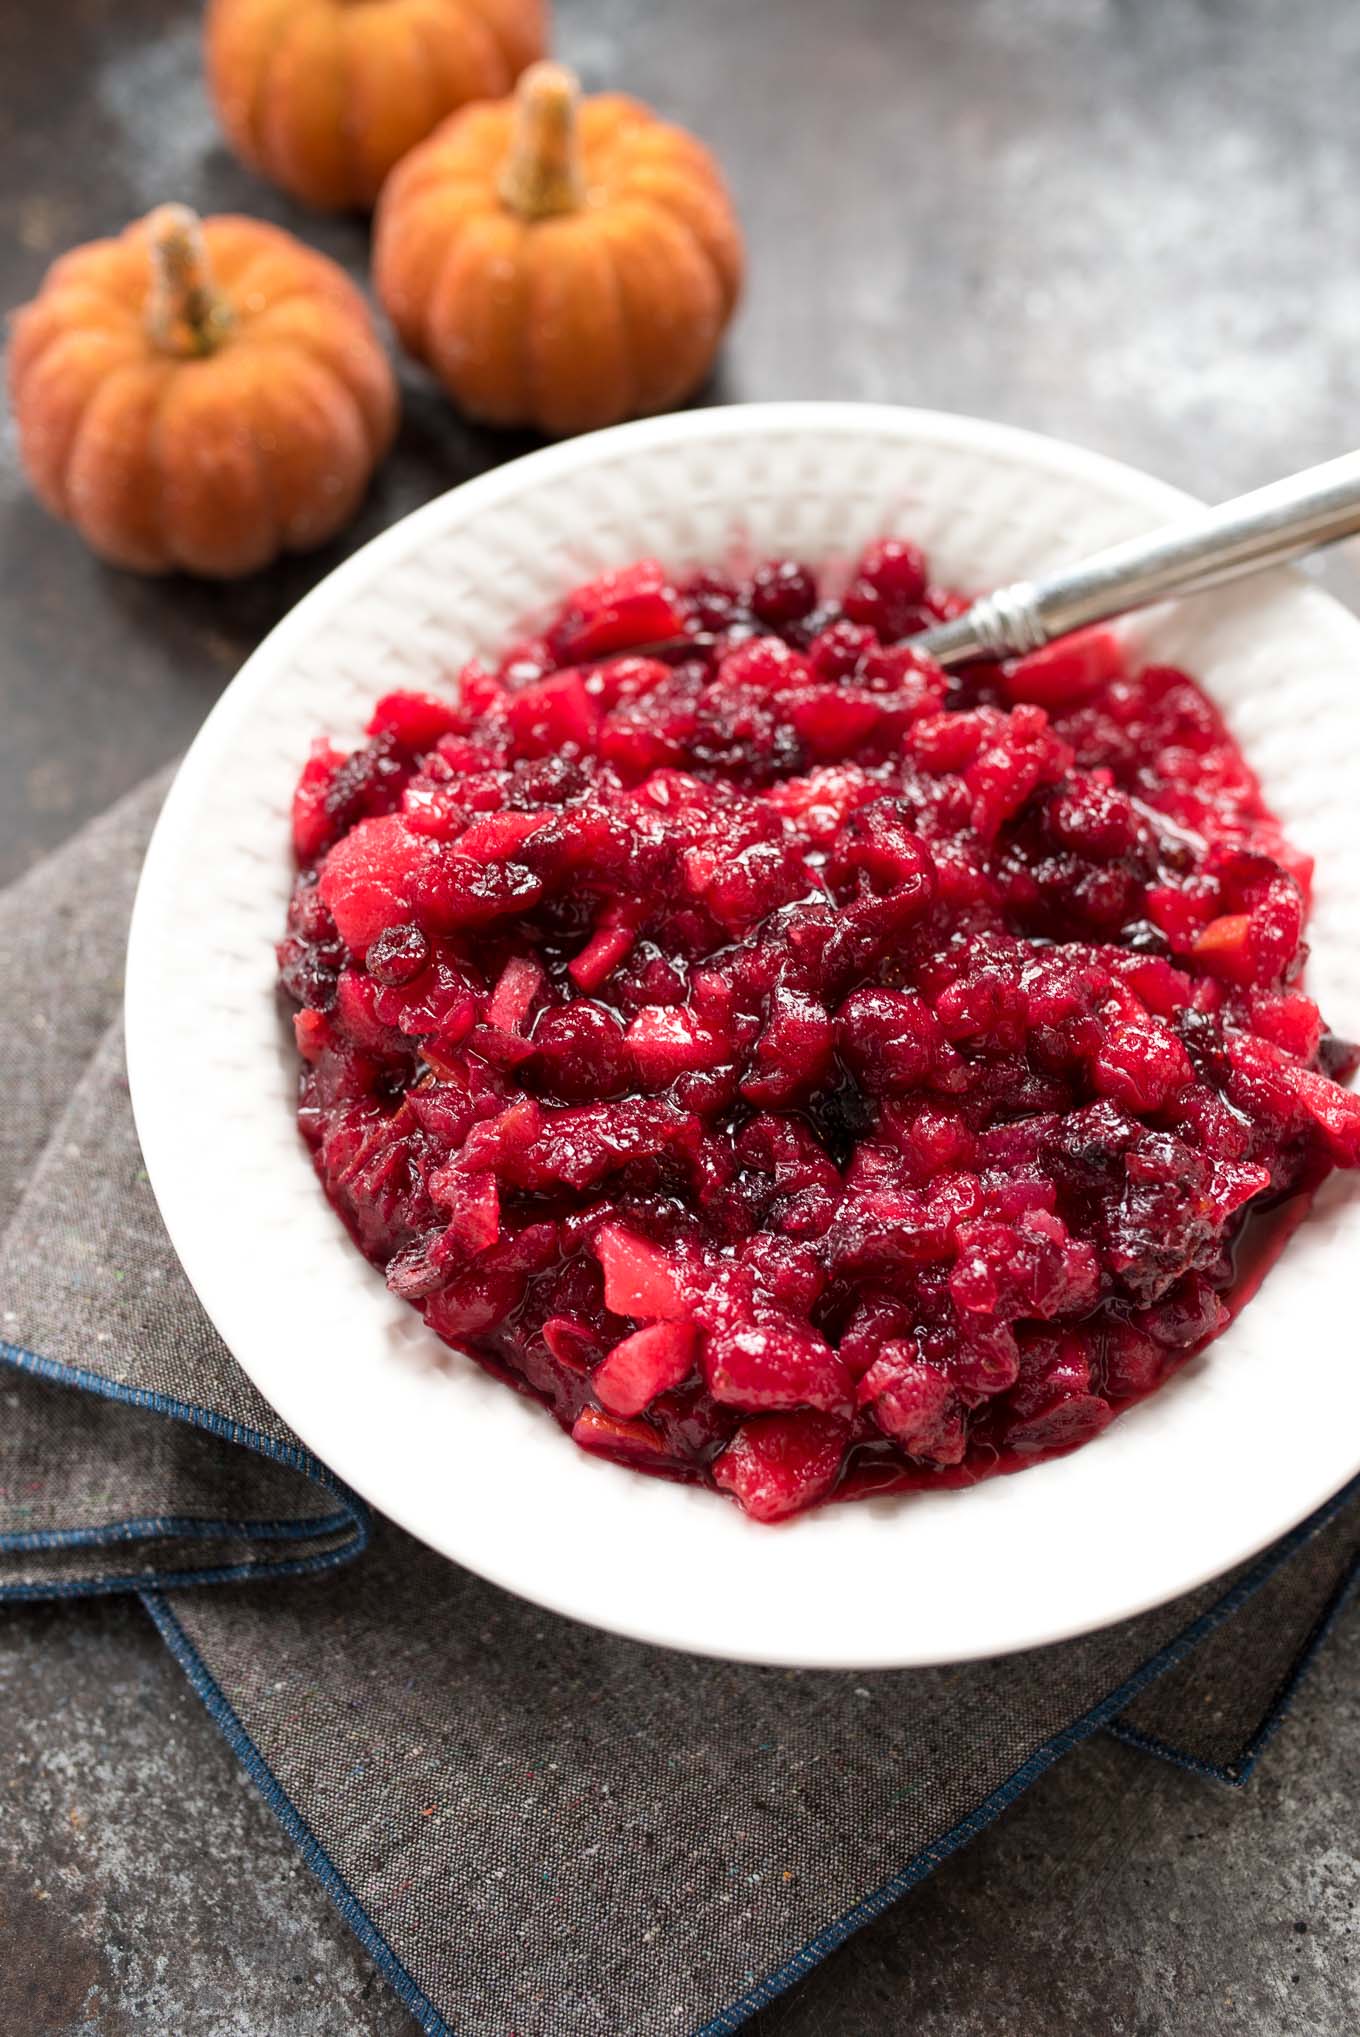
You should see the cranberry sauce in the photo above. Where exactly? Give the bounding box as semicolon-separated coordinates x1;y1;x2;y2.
278;543;1360;1522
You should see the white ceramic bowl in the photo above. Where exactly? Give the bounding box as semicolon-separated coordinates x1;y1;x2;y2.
125;404;1360;1668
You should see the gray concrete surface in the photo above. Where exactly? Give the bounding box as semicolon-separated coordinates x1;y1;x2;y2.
1;0;1359;2029
1;1593;1357;2035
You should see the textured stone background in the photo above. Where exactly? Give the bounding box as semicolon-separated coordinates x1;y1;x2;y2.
2;1;1358;2030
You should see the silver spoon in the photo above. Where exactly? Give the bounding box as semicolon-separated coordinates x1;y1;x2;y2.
913;449;1360;669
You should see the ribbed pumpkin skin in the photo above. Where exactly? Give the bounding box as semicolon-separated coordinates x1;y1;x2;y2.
9;214;398;578
373;91;744;435
205;0;550;212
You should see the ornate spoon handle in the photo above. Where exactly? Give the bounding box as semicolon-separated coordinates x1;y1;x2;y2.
915;450;1360;668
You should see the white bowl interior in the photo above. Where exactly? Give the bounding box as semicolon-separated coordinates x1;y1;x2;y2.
126;405;1360;1667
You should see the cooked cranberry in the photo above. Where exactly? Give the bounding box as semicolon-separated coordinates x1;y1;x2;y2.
749;559;819;628
858;536;929;606
1320;1031;1360;1082
366;923;431;986
1000;629;1124;710
713;1412;849;1522
282;538;1360;1523
807;619;876;682
842;537;930;638
546;559;688;665
681;569;744;633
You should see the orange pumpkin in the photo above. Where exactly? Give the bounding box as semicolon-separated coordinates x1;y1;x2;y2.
373;61;744;435
205;0;550;213
8;205;398;578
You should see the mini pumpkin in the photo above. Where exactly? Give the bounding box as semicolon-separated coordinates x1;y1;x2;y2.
205;0;550;213
373;60;744;435
8;204;398;578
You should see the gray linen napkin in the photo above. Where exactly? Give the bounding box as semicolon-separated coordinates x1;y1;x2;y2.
1;776;1357;2036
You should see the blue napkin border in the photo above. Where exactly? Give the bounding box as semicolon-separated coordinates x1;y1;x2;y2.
0;1338;370;1595
4;1332;1358;2035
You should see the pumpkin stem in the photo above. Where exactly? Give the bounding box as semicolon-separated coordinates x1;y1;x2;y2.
498;62;587;220
144;204;234;358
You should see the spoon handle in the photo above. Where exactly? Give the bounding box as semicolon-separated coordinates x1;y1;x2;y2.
915;449;1360;669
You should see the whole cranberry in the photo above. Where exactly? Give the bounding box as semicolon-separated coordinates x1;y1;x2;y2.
808;620;876;682
857;536;929;607
682;570;744;633
750;559;819;629
843;538;930;638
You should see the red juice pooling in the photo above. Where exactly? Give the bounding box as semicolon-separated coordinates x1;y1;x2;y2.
278;543;1360;1523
